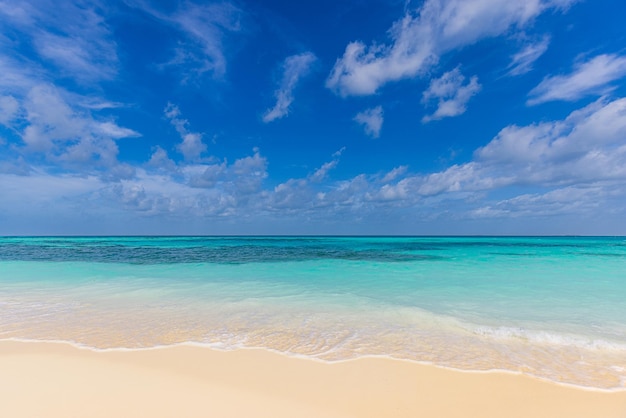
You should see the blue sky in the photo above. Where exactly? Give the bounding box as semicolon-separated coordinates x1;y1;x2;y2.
1;0;626;235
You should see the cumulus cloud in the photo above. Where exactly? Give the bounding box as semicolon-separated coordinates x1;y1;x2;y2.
5;84;139;170
263;52;317;123
528;54;626;105
114;148;268;215
365;96;626;216
164;103;207;161
354;106;383;138
475;97;626;183
507;36;550;76
0;79;139;180
0;1;140;177
3;97;626;232
265;150;345;213
421;68;481;122
427;97;626;194
185;161;227;189
327;0;573;96
147;146;177;172
177;133;207;161
229;148;268;193
167;147;267;201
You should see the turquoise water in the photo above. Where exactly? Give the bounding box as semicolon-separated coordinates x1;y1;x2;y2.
1;236;625;389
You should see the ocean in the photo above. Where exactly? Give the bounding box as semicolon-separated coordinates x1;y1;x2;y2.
1;236;625;389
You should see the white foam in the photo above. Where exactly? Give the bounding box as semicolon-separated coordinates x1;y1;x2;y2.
471;325;626;351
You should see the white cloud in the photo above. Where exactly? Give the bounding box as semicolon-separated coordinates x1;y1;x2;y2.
0;95;19;125
528;54;626;105
454;97;626;189
178;133;207;162
316;148;344;179
186;161;227;188
380;166;408;183
112;149;268;214
354;106;383;138
171;1;241;78
366;96;626;212
266;152;344;211
3;94;626;232
263;52;317;123
130;0;242;80
164;103;207;161
146;145;269;204
147;146;177;172
96;122;141;139
310;160;338;183
467;184;626;225
507;36;550;76
78;99;125;110
0;53;40;94
422;68;481;122
327;0;573;96
0;1;35;26
1;84;139;171
33;23;116;82
230;149;268;194
0;0;118;83
0;1;139;176
476;97;626;175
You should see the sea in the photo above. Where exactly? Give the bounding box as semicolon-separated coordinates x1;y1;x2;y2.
1;236;625;390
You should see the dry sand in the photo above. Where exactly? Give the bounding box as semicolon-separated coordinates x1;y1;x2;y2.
1;340;625;418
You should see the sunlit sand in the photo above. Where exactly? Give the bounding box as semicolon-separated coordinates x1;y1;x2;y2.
1;340;625;418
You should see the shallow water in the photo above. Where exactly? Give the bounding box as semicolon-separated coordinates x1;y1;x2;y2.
1;236;625;389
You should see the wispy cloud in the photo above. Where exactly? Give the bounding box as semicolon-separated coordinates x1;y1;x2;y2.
421;68;481;123
327;0;574;96
528;53;626;105
380;165;408;183
507;36;550;76
263;52;317;123
33;19;117;82
354;106;383;138
0;0;118;83
309;148;343;183
0;54;39;94
129;0;242;80
0;95;19;125
164;103;207;161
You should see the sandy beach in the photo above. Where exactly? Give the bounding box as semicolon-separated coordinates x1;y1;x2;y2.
1;340;625;418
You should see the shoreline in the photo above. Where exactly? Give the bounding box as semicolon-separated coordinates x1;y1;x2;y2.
4;337;626;393
2;340;625;418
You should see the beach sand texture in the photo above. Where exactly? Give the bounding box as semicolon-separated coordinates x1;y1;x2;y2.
1;341;625;418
